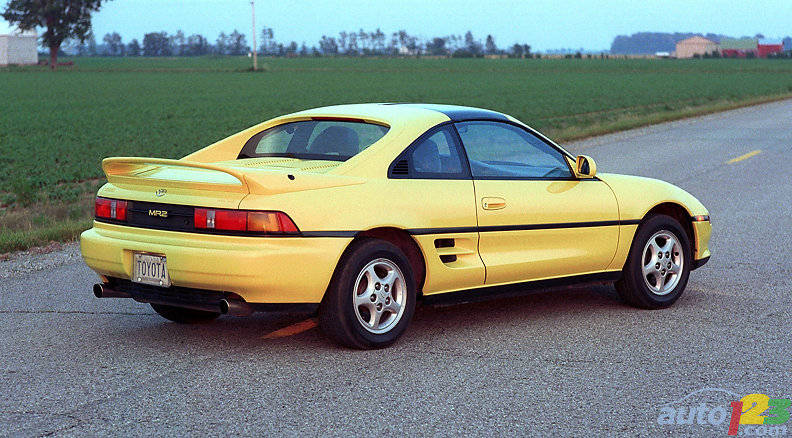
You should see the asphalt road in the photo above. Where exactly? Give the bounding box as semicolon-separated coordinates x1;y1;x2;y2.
3;100;792;437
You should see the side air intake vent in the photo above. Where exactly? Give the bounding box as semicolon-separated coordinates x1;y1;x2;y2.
391;159;409;176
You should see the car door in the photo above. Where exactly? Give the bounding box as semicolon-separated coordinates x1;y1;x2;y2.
388;124;485;295
455;120;619;285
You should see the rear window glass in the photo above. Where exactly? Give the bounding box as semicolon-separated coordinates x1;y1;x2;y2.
238;120;389;161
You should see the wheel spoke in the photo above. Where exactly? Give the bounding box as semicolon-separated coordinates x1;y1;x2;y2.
660;237;675;253
649;239;662;257
385;299;401;315
642;261;655;277
654;272;666;290
380;268;397;287
668;261;682;275
366;266;380;282
355;283;375;306
369;309;382;328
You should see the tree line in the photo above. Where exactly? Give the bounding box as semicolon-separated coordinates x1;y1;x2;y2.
62;28;535;58
611;32;792;55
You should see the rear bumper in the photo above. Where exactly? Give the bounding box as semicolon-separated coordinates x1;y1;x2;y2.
80;221;352;303
99;278;319;313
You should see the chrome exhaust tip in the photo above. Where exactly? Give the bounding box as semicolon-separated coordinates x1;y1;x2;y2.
93;283;131;299
220;299;253;316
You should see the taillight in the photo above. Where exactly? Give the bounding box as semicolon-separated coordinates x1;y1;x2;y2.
194;208;299;235
95;197;127;221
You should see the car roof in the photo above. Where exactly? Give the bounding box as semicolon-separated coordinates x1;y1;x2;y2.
289;103;510;124
380;103;510;122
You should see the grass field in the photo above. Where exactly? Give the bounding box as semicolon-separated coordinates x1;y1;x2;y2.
2;56;792;252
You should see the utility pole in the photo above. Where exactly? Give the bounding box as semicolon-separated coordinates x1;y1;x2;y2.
251;0;257;70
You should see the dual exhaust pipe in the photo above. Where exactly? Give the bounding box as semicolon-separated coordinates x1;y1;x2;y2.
93;283;252;316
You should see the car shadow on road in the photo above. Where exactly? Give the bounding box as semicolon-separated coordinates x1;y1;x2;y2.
99;282;681;353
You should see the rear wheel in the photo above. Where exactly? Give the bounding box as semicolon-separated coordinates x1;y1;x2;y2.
319;239;417;349
150;303;221;323
616;215;692;309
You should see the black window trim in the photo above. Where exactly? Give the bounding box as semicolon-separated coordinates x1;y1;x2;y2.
387;122;472;180
454;118;588;182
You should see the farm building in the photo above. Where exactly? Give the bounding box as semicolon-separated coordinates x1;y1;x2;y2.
720;38;758;58
0;30;37;65
674;36;718;58
758;38;784;57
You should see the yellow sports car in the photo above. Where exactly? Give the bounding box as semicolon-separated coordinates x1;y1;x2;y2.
81;103;711;348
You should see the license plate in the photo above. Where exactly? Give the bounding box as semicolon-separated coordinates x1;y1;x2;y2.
132;253;171;287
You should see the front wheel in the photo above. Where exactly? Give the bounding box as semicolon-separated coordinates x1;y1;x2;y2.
616;215;692;309
319;239;417;349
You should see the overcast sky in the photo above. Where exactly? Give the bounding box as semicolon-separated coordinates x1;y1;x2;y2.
2;0;791;51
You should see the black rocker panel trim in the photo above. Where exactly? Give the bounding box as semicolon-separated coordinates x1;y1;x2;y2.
422;271;623;305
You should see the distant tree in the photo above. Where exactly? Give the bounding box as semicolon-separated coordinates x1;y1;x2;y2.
372;28;385;54
389;32;399;55
319;35;338;55
127;38;140;56
358;29;369;54
510;43;524;58
2;0;109;69
522;44;531;57
143;31;171;56
299;42;308;56
215;32;228;55
102;32;123;56
425;37;447;56
260;27;274;55
464;31;482;56
485;34;498;55
347;32;358;55
86;30;97;56
286;41;298;56
338;31;348;54
227;29;248;55
754;33;765;39
186;34;208;56
170;30;186;56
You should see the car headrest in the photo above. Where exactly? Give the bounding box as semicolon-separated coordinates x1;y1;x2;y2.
309;126;359;157
412;138;441;173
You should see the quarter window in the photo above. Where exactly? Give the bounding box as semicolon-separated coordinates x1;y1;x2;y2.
455;121;572;179
410;128;464;177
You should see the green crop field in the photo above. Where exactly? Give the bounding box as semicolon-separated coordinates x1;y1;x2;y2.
2;56;792;252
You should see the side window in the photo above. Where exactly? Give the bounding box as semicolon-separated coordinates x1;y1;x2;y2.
405;126;466;178
455;121;572;179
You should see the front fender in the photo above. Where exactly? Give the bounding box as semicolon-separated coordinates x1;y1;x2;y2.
597;173;709;220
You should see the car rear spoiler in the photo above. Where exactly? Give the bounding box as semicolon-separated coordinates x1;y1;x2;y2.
102;157;250;193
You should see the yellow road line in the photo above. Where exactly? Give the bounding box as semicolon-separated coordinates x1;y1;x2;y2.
727;149;761;164
262;318;317;339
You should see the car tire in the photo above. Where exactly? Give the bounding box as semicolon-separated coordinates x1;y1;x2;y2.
615;214;692;309
319;239;417;349
150;303;221;323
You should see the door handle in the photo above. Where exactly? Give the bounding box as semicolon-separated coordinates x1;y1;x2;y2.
482;197;506;210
